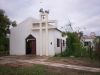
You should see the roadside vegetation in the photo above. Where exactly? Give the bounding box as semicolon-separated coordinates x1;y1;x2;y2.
61;32;87;57
93;36;100;60
0;9;16;56
56;32;100;61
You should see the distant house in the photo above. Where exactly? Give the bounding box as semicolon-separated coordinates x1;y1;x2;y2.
81;32;96;49
10;9;66;56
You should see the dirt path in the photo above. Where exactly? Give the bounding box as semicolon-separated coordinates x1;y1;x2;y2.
0;56;100;73
17;59;100;73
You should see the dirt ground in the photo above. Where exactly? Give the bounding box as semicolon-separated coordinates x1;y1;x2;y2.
0;55;99;75
0;55;47;67
0;64;99;75
45;66;99;75
47;57;100;68
0;55;100;68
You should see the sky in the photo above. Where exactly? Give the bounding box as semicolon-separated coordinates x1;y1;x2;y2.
0;0;100;35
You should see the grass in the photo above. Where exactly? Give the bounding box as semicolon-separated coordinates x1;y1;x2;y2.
0;65;46;75
0;64;100;75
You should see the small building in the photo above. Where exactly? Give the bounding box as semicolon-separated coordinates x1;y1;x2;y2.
10;9;66;56
81;32;96;49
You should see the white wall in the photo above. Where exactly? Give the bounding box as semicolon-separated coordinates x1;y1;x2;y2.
84;38;94;47
10;18;66;56
48;29;55;56
37;29;55;56
54;30;66;55
10;18;40;55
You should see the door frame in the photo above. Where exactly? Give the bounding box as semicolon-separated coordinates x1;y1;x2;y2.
25;34;36;55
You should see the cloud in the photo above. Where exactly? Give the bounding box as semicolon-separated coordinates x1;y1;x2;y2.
0;0;37;22
0;0;100;35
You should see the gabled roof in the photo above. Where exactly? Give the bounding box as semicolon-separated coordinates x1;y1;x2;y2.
19;17;40;25
82;35;96;39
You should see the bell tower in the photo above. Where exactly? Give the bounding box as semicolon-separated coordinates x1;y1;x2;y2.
39;8;49;56
39;8;49;21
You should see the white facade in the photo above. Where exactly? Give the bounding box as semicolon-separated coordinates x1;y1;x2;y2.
10;9;66;56
83;38;94;47
81;34;96;49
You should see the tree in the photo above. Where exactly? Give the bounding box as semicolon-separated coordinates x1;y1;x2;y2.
12;21;17;27
78;31;83;39
66;32;82;56
61;32;88;57
94;36;100;60
0;9;16;52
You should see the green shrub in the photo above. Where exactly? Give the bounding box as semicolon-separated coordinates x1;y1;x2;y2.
0;38;9;56
55;32;97;60
57;32;95;58
63;32;84;57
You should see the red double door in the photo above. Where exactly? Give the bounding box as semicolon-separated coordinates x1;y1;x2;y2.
26;35;36;55
26;39;36;55
31;40;36;54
